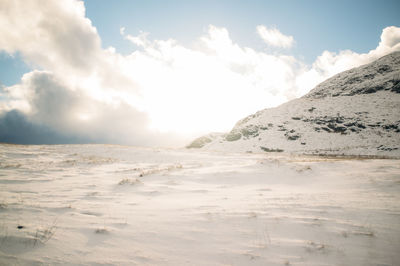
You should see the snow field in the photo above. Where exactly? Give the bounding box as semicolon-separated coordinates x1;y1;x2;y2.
0;144;399;265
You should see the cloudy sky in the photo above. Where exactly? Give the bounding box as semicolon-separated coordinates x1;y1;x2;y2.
0;0;399;146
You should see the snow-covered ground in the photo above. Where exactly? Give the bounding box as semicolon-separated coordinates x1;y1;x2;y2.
1;144;399;265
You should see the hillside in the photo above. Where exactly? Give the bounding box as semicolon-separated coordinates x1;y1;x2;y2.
188;52;400;156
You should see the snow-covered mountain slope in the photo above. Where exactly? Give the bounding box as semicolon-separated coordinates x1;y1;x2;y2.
188;52;400;156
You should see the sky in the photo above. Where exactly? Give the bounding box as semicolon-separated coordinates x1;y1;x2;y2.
0;0;399;147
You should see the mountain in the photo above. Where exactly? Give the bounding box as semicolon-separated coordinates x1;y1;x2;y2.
188;51;400;156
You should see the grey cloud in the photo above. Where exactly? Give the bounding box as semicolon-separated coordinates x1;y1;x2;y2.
0;110;90;144
25;71;82;128
0;71;186;146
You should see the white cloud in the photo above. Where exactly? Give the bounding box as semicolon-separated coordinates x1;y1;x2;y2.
0;0;399;146
256;25;294;49
0;0;101;76
119;25;301;133
296;26;400;92
378;26;400;50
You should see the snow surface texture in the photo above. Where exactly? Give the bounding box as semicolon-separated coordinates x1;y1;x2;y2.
1;144;399;265
190;52;400;156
